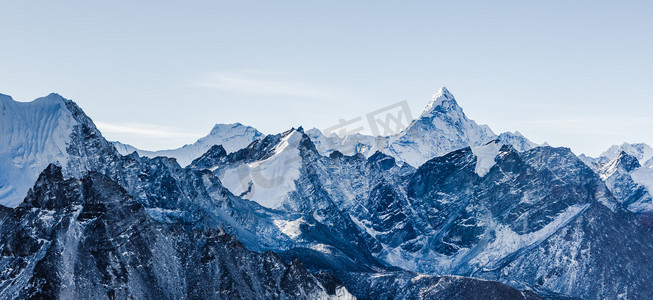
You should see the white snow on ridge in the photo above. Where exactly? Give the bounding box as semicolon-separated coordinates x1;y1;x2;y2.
0;93;77;207
471;140;502;177
273;217;305;239
112;123;263;167
219;129;303;209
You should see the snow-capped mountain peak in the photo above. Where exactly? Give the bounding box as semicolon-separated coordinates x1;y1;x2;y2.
383;87;497;167
421;86;457;117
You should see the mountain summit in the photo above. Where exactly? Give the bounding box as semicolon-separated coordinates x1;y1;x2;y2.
421;87;458;117
383;87;498;167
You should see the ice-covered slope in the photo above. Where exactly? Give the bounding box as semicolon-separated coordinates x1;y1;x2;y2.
383;87;509;167
219;128;303;209
0;93;78;207
111;123;263;167
471;140;503;177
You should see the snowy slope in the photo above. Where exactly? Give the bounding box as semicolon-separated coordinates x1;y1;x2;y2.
111;123;263;167
471;140;503;177
219;129;303;209
0;93;78;207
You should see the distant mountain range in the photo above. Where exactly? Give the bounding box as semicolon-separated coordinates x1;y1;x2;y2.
112;123;264;167
1;88;652;299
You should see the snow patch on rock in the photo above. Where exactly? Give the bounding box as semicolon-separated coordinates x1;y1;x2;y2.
471;140;502;177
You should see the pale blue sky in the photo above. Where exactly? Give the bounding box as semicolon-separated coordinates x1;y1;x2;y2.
1;1;652;156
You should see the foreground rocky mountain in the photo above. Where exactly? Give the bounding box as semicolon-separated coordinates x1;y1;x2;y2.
0;165;353;299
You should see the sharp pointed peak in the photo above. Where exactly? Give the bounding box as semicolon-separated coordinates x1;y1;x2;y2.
421;86;459;117
435;86;452;96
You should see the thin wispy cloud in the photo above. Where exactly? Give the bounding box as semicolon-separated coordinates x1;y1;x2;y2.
193;70;334;99
95;122;203;139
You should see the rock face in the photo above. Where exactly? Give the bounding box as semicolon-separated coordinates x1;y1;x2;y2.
378;146;653;299
338;272;543;300
0;165;353;299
